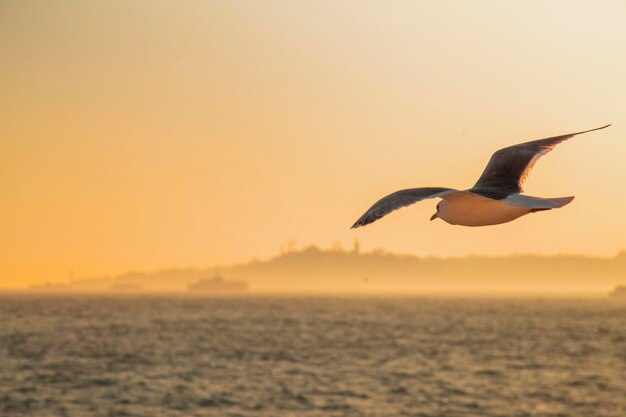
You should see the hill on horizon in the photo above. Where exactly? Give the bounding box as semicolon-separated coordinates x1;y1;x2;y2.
25;246;626;295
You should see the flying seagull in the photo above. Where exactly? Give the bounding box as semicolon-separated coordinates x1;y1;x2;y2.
351;124;611;228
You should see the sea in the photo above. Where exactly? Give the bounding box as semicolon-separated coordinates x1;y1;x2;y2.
1;295;625;417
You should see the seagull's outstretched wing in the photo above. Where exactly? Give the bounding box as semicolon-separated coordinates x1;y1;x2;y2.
471;124;611;199
351;187;459;228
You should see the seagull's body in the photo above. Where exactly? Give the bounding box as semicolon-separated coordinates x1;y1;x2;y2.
351;125;610;229
433;192;572;227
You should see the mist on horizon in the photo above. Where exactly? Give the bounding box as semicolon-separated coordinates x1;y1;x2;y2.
14;244;626;298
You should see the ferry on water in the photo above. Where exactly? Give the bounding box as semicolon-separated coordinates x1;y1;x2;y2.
188;273;248;295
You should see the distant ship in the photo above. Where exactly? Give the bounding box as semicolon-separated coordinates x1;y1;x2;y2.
609;286;626;298
187;273;248;294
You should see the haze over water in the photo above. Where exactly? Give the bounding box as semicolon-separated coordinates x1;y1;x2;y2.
2;295;625;417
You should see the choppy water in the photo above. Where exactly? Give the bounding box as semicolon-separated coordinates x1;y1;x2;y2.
1;296;625;417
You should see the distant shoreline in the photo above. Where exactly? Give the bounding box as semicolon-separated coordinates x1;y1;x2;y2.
10;246;626;295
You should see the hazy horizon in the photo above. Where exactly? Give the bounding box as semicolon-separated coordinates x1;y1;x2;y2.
8;244;624;296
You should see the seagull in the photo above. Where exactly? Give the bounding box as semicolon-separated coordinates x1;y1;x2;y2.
351;124;611;228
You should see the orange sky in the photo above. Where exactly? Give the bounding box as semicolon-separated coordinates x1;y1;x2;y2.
1;1;625;288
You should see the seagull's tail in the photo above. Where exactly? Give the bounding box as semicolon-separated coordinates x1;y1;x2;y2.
544;196;575;208
505;194;574;209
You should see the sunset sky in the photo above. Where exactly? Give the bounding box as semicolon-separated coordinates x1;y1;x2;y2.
2;1;625;287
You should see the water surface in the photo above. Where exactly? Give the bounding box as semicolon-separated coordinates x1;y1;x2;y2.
1;296;625;416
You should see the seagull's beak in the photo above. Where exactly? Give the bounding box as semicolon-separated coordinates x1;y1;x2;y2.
430;212;438;221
